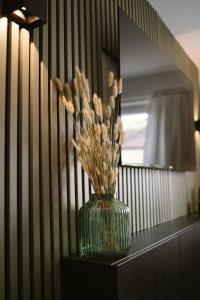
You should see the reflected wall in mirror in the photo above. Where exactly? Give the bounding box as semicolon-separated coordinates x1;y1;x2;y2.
119;9;196;171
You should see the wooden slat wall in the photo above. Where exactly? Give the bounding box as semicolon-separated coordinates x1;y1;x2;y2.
19;28;30;300
0;1;199;300
0;17;7;300
6;22;19;300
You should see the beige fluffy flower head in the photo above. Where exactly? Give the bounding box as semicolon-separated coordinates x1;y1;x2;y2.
54;67;124;194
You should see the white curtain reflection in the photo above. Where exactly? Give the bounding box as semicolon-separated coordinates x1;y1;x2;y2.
144;87;196;170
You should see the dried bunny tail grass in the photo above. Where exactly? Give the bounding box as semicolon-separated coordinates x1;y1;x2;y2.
119;130;124;145
82;95;90;111
103;175;108;191
64;83;73;101
82;109;93;125
114;125;120;141
118;78;123;94
108;72;114;88
79;134;91;147
54;67;124;194
101;123;108;141
81;73;87;90
73;78;79;96
109;95;115;109
79;86;85;99
115;168;119;178
63;98;75;114
109;169;115;185
94;98;103;120
100;186;105;194
97;98;103;117
115;116;122;131
103;104;112;119
94;123;101;136
93;93;98;105
75;66;82;82
106;120;110;130
103;161;107;171
112;80;118;98
72;138;81;152
95;167;101;176
60;94;68;105
54;77;63;92
85;79;90;102
75;67;84;97
112;148;117;162
114;144;119;153
73;95;80;113
90;110;95;123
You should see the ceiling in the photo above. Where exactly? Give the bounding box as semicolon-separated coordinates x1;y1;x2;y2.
147;0;200;83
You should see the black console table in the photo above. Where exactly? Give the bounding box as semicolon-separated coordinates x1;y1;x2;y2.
61;214;200;300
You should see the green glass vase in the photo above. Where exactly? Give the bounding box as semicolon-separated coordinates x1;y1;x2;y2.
79;193;131;258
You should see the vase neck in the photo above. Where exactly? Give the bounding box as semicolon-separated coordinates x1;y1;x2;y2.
90;193;115;201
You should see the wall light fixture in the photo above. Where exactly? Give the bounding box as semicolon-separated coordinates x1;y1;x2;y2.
0;0;47;28
195;120;200;131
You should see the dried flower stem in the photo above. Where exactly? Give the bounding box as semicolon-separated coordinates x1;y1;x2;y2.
54;68;123;194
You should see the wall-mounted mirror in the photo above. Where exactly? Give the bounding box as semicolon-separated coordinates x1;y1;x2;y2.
119;9;196;171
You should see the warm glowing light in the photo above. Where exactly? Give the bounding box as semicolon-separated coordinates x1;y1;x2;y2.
21;7;27;11
0;17;8;27
13;10;26;20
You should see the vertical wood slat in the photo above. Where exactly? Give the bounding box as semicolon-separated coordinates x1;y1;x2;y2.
130;169;136;233
83;0;92;210
64;0;77;255
85;0;92;83
96;0;103;95
123;168;128;205
105;0;111;52
78;0;86;205
134;169;140;231
72;0;80;252
30;28;41;300
148;170;153;226
127;168;131;229
91;0;98;91
142;169;147;229
49;0;62;296
0;17;8;300
57;0;69;258
119;168;123;202
152;170;157;225
100;0;107;49
114;0;118;57
64;0;73;255
40;21;53;300
109;0;115;54
6;21;19;300
138;169;144;230
149;170;155;227
18;28;30;300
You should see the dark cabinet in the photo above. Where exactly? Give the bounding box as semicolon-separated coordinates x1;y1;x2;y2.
61;260;117;300
180;224;200;300
155;238;181;300
117;237;181;300
62;216;200;300
117;249;156;300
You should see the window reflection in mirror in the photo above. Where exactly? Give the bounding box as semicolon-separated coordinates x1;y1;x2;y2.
119;9;196;171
